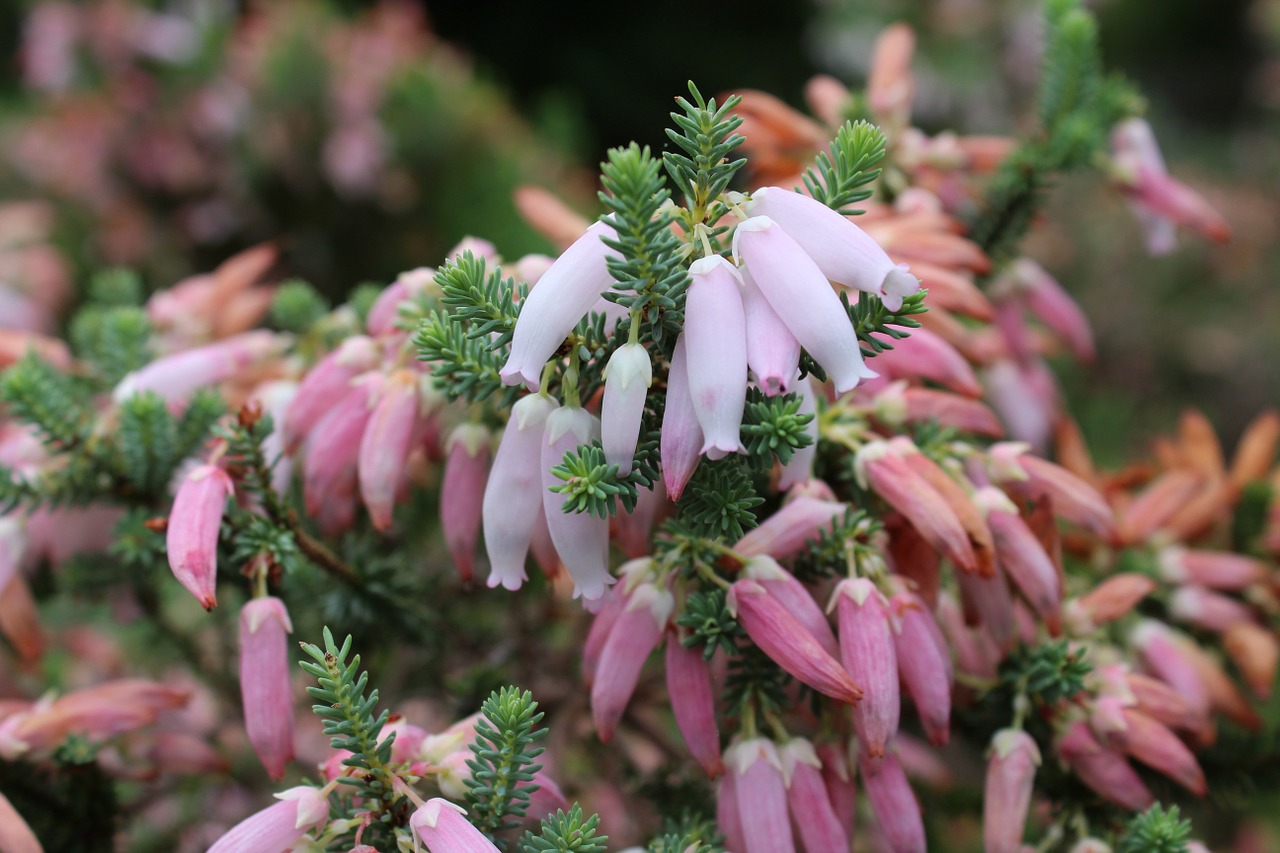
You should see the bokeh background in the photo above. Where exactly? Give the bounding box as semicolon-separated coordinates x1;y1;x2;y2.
1;0;1277;461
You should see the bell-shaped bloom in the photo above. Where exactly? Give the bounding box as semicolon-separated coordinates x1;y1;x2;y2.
601;342;652;475
745;187;921;311
410;799;500;853
740;266;801;396
0;791;41;853
780;738;851;853
733;216;876;393
860;749;926;853
816;741;857;835
1223;622;1279;699
836;579;899;760
359;370;420;532
208;785;329;853
441;424;491;584
891;591;952;746
1130;620;1212;722
542;406;612;600
742;555;838;657
734;497;847;560
666;633;723;777
1098;707;1207;796
728;738;795;853
114;330;282;403
984;729;1040;853
239;596;295;780
583;586;626;686
684;255;749;457
730;579;861;704
1056;721;1154;812
1011;259;1095;363
484;394;559;591
1122;672;1205;735
166;464;233;611
872;325;982;396
887;386;1005;437
283;335;379;450
1169;585;1254;633
303;374;383;524
591;581;672;742
1158;547;1265;591
976;487;1063;632
987;443;1114;538
501;221;619;390
660;335;703;499
955;563;1017;651
894;438;995;577
716;763;748;853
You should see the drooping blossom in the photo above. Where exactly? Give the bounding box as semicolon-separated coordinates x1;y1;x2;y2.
484;394;558;591
410;799;500;853
541;406;611;600
683;255;748;458
166;464;233;611
983;729;1040;853
591;578;672;742
660;335;703;500
207;785;330;853
441;423;491;583
239;596;295;780
601;342;652;474
836;578;899;760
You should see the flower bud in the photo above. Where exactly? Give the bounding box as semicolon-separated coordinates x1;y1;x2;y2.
661;335;703;500
781;738;850;853
239;597;295;780
727;738;795;853
860;748;926;853
359;370;420;532
208;786;329;853
441;424;490;584
541;406;612;600
666;634;723;777
837;578;899;760
410;799;500;853
685;255;748;458
983;729;1040;853
166;464;233;611
591;582;672;742
483;394;558;591
601;342;652;474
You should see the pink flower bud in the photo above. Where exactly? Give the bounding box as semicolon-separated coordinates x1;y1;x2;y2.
937;592;1001;680
591;582;671;742
733;216;876;393
1065;574;1157;633
987;443;1114;538
601;342;652;474
734;497;847;560
685;255;749;457
894;439;996;577
742;555;838;657
729;579;862;704
1056;721;1154;812
891;592;952;746
1169;586;1254;633
1103;708;1207;796
836;579;899;760
303;374;383;527
542;406;612;600
166;464;233;611
1158;547;1265;590
873;326;981;397
1123;672;1205;734
745;187;920;311
982;359;1059;454
983;729;1040;853
359;370;420;532
728;738;795;853
113;331;282;403
976;488;1063;633
501;221;619;390
740;265;800;396
717;764;748;853
208;785;329;853
781;738;851;853
367;267;437;336
1130;620;1212;722
484;394;558;591
1223;622;1279;699
441;424;491;583
583;585;627;686
666;634;723;777
1011;259;1094;363
410;798;500;852
284;335;379;450
661;335;703;500
0;791;40;853
893;386;1005;437
239;596;295;780
954;563;1017;651
860;749;926;853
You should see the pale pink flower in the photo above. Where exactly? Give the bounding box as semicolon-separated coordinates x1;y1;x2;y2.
1056;721;1154;812
816;741;857;835
239;597;295;780
303;375;383;533
1158;547;1265;590
441;424;491;583
113;330;282;403
976;487;1063;632
777;374;818;490
955;563;1017;651
484;394;559;591
728;738;795;853
836;578;899;760
732;215;877;393
747;187;921;311
591;581;672;742
359;370;420;531
1010;259;1095;363
684;255;749;457
366;267;437;337
780;738;851;853
283;335;379;450
1065;574;1157;633
207;786;329;853
410;799;500;852
601;342;652;474
666;634;723;777
740;265;800;396
166;464;233;611
1169;586;1255;633
984;729;1040;853
1097;706;1206;796
716;764;748;853
860;748;926;853
872;325;981;396
734;496;847;560
891;591;952;746
1130;620;1212;722
541;406;612;600
987;443;1115;537
660;335;703;500
582;585;627;686
501;221;620;390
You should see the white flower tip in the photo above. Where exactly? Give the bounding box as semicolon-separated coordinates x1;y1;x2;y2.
736;215;775;234
689;254;735;277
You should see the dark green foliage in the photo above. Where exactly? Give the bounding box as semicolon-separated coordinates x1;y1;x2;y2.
741;389;814;468
599;143;690;344
269;278;330;332
1233;480;1273;555
789;509;881;583
850;289;928;358
519;804;608;853
173;389;227;462
70;305;153;387
465;686;547;844
1000;640;1092;706
0;757;117;853
643;811;722;853
677;588;743;659
676;456;764;541
437;252;524;347
115;392;178;495
724;642;792;722
416;308;520;405
663;82;746;218
0;353;89;449
549;441;633;518
802;120;886;215
1115;803;1191;853
87;267;143;306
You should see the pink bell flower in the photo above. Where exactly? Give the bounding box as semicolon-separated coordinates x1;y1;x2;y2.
113;330;282;403
0;791;41;853
1064;573;1157;633
836;578;900;760
780;738;851;853
484;394;559;591
890;591;952;746
745;187;921;311
741;554;838;657
665;633;723;777
1169;585;1255;633
955;563;1017;651
987;443;1114;538
1098;707;1207;796
303;374;383;525
684;255;748;458
716;763;748;853
441;424;491;584
871;325;981;397
591;581;672;742
166;464;233;611
1158;547;1265;590
1130;620;1212;722
728;738;795;853
1010;259;1095;363
740;265;801;396
734;496;847;560
583;584;627;686
359;370;421;532
601;342;652;474
366;267;438;337
208;785;329;853
283;335;379;450
860;748;926;853
732;215;877;393
660;335;703;500
983;729;1040;853
976;487;1063;633
410;799;500;853
886;385;1005;437
729;579;862;704
816;741;857;835
541;406;612;600
500;221;620;390
1057;721;1155;811
239;596;295;780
